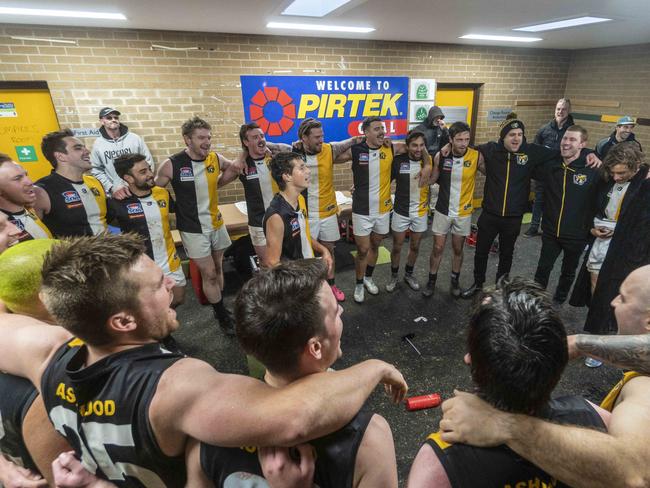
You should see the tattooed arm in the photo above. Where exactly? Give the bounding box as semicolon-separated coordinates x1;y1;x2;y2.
569;334;650;374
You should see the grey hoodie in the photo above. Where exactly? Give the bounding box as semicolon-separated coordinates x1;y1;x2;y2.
413;106;449;156
90;125;154;194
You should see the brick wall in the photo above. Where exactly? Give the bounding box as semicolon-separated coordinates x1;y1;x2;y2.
0;24;572;202
565;43;650;151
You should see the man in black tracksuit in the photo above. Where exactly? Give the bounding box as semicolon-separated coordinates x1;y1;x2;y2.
526;98;574;237
461;115;558;298
595;115;643;160
533;125;602;303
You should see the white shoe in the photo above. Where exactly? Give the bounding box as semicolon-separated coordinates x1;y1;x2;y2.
363;277;379;295
385;275;399;292
404;274;420;291
354;284;365;303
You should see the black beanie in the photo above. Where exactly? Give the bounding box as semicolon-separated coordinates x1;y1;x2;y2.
499;112;525;140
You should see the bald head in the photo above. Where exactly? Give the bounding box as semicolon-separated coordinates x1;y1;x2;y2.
613;265;650;334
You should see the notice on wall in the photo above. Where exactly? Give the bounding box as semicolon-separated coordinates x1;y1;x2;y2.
440;106;469;125
0;102;17;118
72;127;100;138
487;108;513;122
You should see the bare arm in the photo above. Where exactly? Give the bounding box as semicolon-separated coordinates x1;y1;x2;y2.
154;159;173;188
217;153;242;188
23;395;72;486
570;334;650;374
417;150;432;188
332;137;362;164
51;451;116;488
353;414;398;488
392;141;407;155
184;439;212;488
264;214;284;268
439;383;650;488
477;152;486;175
430;152;441;184
32;186;50;217
0;315;72;386
310;239;333;275
266;143;293;156
155;357;407;448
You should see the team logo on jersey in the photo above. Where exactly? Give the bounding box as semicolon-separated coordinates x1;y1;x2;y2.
399;162;411;174
443;158;453;171
91;187;101;197
358;153;369;165
179;167;194;182
62;190;81;204
516;154;528;165
573;174;587;185
246;165;260;180
206;164;216;174
12;218;25;231
157;200;167;208
463;160;472;168
380;152;387;160
290;217;300;232
126;202;145;217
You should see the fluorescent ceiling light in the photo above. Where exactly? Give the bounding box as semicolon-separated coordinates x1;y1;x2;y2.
267;22;374;33
282;0;352;17
0;7;126;20
460;34;542;42
514;16;611;32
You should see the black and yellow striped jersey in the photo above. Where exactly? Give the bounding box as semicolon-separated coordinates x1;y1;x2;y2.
426;396;604;487
41;339;186;487
36;172;109;237
351;142;394;216
108;187;181;276
294;143;339;220
391;154;429;218
435;148;480;218
239;155;278;227
263;193;313;261
0;207;52;242
169;151;223;234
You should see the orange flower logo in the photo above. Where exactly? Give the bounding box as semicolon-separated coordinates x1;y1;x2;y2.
249;87;296;136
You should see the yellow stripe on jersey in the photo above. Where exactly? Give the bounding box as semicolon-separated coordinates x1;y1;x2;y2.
26;208;53;238
204;153;223;229
457;148;479;217
600;371;644;412
418;184;429;217
378;145;393;214
298;194;313;253
427;432;451;450
67;338;85;347
152;187;181;273
306;143;338;219
82;175;108;230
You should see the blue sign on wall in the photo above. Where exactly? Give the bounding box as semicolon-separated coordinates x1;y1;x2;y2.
240;75;409;144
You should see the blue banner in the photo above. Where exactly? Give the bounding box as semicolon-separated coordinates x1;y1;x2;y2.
240;75;409;144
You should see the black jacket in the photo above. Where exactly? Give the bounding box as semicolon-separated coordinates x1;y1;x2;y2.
533;153;602;240
534;115;575;151
569;166;650;333
595;132;642;159
479;139;557;217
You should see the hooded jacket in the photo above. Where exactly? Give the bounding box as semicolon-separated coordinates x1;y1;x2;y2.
90;124;154;194
414;106;449;156
534;115;575;151
478;139;557;217
595;131;642;160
